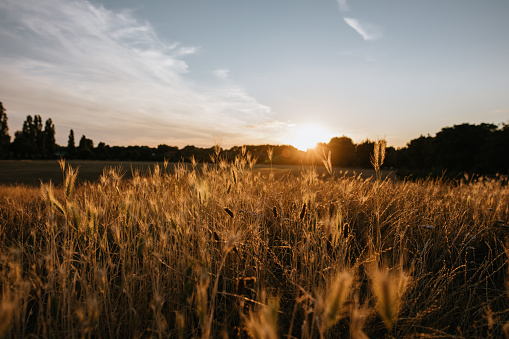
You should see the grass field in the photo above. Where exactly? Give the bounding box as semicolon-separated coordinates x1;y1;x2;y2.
0;155;508;338
0;160;394;186
0;160;165;186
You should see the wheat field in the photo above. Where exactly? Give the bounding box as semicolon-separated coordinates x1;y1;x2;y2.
0;152;508;338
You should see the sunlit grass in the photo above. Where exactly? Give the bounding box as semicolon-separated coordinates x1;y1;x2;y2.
0;153;508;338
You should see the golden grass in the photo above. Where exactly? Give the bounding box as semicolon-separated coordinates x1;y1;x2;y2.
0;154;508;338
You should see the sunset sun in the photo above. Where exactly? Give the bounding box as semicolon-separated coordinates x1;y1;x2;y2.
288;124;334;151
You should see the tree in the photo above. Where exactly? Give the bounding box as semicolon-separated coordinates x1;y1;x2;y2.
67;129;76;158
44;119;56;158
94;142;109;160
355;140;375;168
78;135;94;150
326;136;356;167
434;123;496;172
22;115;34;140
78;135;94;159
12;115;38;158
397;135;434;170
155;144;178;161
0;102;10;158
33;115;44;157
394;123;507;177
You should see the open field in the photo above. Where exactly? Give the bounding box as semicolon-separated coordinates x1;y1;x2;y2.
0;156;508;338
0;160;394;186
0;160;163;186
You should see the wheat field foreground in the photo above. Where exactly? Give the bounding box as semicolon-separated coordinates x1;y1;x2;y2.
0;156;508;338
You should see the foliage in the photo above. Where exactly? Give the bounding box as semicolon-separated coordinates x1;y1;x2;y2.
44;119;56;158
10;114;57;159
396;123;509;177
78;135;95;159
325;136;356;167
0;102;10;158
67;129;76;158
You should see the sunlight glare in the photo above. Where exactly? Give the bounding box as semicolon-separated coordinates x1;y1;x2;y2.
288;124;334;151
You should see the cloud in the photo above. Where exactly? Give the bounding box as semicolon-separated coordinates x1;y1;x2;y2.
174;46;198;57
246;120;286;129
344;17;383;41
0;0;278;147
336;0;349;13
213;69;230;80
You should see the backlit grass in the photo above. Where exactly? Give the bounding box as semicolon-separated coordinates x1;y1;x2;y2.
0;154;508;338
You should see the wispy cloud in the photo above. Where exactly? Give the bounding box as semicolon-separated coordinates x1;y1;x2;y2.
246;120;286;129
213;69;230;80
174;46;199;57
0;0;278;147
344;17;383;41
335;1;383;42
336;0;349;13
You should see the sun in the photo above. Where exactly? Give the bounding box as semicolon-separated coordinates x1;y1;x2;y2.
288;124;334;151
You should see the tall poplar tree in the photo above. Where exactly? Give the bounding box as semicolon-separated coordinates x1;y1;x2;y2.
0;102;10;158
44;118;56;158
33;115;44;157
67;129;76;158
12;115;36;158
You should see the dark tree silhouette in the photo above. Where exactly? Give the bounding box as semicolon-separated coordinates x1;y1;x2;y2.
44;119;56;158
67;129;76;158
355;140;375;168
12;115;36;158
397;135;434;170
11;114;56;159
0;102;10;158
477;123;509;173
154;144;178;161
434;123;497;172
33;115;44;156
78;135;94;159
78;135;93;149
326;136;356;167
95;142;109;160
395;123;509;177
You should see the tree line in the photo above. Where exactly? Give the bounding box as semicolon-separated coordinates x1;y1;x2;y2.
0;102;507;176
394;123;509;177
0;102;56;159
0;102;390;167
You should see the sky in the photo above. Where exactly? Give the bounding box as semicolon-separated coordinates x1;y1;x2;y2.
0;0;508;149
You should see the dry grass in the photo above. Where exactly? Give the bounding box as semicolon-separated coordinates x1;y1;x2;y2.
0;154;508;338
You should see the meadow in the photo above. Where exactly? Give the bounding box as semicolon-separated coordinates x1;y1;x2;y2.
0;160;394;186
0;149;508;338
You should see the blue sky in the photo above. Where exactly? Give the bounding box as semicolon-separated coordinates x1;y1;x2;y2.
0;0;507;149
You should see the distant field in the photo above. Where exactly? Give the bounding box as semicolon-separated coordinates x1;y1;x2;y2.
0;160;395;186
0;160;163;186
